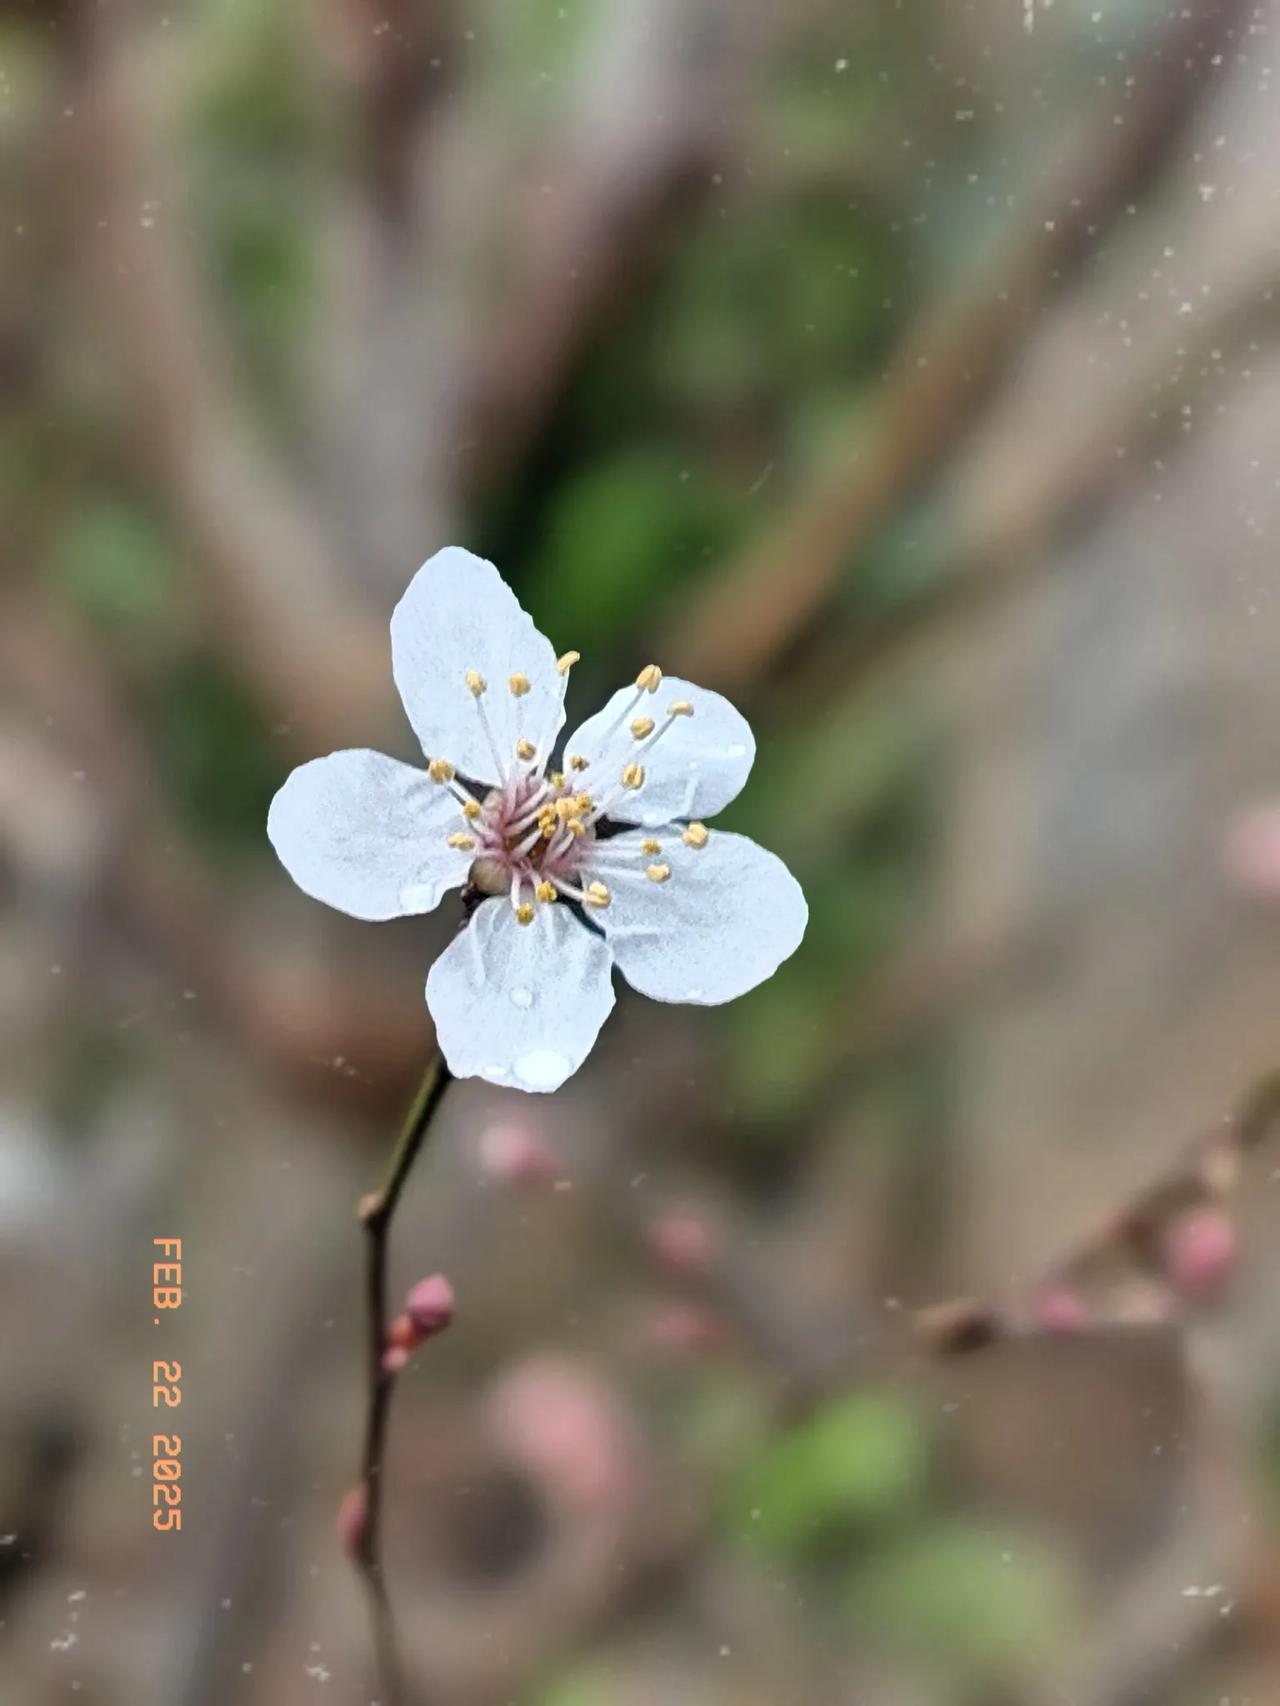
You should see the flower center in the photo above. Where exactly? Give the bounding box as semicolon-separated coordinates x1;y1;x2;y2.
426;657;698;924
468;773;598;901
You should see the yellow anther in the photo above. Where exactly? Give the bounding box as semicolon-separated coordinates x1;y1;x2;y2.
427;758;456;783
575;792;593;813
569;753;590;771
567;817;585;837
645;863;671;884
508;673;531;697
585;880;611;908
556;650;581;675
629;716;655;740
447;833;476;850
463;800;481;819
465;669;487;696
621;763;645;790
667;699;694;718
641;838;662;855
541;821;556;840
516;738;536;760
681;822;709;849
535;880;557;904
555;797;576;820
635;663;662;693
515;902;535;926
549;771;565;791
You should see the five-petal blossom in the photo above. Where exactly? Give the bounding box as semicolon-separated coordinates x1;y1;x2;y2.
268;547;807;1092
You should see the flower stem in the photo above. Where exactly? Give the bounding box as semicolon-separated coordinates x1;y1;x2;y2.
353;1049;453;1706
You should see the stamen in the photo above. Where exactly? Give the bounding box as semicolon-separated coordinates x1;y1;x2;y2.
508;673;531;698
535;880;557;903
642;838;662;854
509;823;546;861
463;800;482;820
447;833;476;851
549;771;566;791
569;753;590;771
516;738;536;761
515;903;535;926
470;681;509;782
621;763;645;790
682;822;709;849
667;700;694;718
505;779;554;837
635;664;662;693
629;716;655;740
645;863;671;884
428;758;456;783
534;655;579;762
585;880;611;908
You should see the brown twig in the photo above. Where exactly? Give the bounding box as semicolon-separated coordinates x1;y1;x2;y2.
353;1052;454;1706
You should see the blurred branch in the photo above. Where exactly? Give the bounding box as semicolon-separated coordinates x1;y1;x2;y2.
667;0;1249;693
784;259;1280;730
917;1069;1280;1355
54;5;391;752
450;0;755;502
0;588;426;1112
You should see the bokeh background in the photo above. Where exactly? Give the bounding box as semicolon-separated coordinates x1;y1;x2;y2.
5;0;1280;1700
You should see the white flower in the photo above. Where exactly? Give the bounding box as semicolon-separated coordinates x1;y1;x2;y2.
268;547;807;1093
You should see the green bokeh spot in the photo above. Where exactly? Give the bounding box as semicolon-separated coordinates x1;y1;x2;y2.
143;655;279;862
55;499;180;630
731;1390;929;1559
849;1520;1071;1682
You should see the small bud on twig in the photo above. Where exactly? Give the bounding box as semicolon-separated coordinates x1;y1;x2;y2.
405;1273;455;1338
1164;1207;1235;1300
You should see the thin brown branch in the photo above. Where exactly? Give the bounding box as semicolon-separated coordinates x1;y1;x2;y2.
353;1052;454;1706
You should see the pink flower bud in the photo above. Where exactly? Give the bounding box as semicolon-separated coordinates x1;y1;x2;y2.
1165;1208;1235;1300
405;1273;455;1338
387;1312;419;1351
1033;1285;1089;1334
1222;803;1280;901
336;1484;368;1558
647;1301;724;1358
478;1120;559;1186
486;1356;641;1516
645;1212;714;1278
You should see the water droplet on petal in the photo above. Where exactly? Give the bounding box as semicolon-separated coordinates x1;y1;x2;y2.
514;1049;571;1090
509;986;534;1009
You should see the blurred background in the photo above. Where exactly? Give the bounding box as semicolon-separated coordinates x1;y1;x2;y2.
5;0;1280;1700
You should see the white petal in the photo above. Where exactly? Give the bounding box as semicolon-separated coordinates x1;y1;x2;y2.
588;828;806;1004
565;675;754;828
426;899;616;1092
267;750;473;921
391;546;564;784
